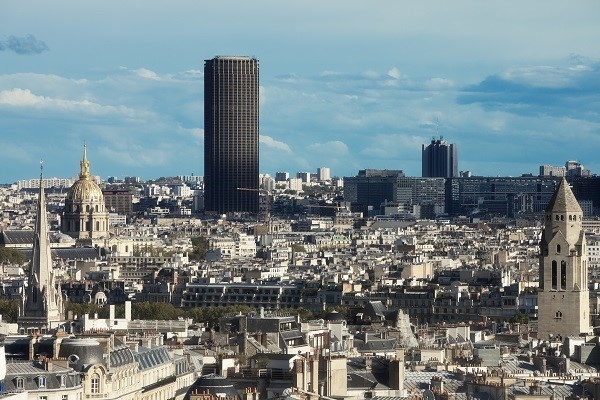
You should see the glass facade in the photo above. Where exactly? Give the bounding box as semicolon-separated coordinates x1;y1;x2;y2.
204;56;259;214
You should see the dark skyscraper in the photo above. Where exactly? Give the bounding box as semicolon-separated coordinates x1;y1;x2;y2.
422;138;458;178
204;56;259;214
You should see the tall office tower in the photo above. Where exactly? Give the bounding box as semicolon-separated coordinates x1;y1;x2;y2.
537;178;590;340
422;138;458;178
204;56;259;214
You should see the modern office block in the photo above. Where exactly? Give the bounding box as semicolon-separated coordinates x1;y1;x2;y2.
204;56;259;214
422;138;458;178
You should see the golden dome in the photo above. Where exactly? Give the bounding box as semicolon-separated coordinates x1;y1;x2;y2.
66;145;104;202
66;179;104;202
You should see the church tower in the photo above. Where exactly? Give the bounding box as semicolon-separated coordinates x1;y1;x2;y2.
62;145;109;241
18;165;64;334
537;178;590;340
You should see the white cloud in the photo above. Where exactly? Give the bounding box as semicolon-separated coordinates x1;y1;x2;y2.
134;68;161;80
424;78;455;90
307;140;349;155
387;67;402;79
260;135;293;154
177;125;203;140
0;88;152;119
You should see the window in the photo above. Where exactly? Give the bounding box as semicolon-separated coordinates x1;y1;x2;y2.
556;244;561;253
60;375;67;387
551;260;557;289
16;377;24;390
62;395;68;400
38;376;46;388
90;373;100;394
555;311;563;319
561;260;567;289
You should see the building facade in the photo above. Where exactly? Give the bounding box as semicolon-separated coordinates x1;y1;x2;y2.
204;56;259;214
422;138;458;178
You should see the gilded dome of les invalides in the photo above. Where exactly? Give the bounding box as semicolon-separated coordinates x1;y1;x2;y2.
66;145;104;202
62;145;109;240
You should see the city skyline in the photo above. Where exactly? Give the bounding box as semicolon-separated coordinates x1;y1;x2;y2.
1;1;599;183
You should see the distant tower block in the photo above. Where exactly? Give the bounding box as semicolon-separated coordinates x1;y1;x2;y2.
422;137;458;178
537;178;591;340
317;167;331;181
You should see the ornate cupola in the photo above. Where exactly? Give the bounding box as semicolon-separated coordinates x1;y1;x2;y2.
61;145;109;241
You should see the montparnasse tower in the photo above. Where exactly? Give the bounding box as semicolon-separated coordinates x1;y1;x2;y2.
537;178;591;340
18;163;64;333
61;145;109;241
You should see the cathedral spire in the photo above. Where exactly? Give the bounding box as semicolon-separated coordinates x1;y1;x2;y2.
79;143;91;180
18;162;64;333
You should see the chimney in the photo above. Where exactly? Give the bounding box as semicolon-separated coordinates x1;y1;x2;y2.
125;301;132;321
109;304;115;325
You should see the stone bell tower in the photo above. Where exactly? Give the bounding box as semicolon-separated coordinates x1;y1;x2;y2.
537;178;590;340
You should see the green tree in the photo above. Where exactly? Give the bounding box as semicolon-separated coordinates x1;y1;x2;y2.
509;312;530;324
291;243;306;252
64;302;109;318
189;236;209;261
0;299;20;322
0;247;25;265
132;302;184;320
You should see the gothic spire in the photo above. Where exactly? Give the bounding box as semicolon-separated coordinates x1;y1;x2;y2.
19;161;64;332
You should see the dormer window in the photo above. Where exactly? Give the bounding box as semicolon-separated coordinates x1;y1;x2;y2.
38;376;46;388
15;377;24;390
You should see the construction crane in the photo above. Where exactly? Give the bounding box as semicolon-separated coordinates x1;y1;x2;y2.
237;187;271;232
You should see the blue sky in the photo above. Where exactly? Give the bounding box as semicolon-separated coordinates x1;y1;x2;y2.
1;1;599;183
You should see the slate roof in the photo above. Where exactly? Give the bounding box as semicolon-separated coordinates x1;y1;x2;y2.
354;336;397;353
280;329;303;340
183;374;240;400
134;346;172;371
4;361;81;392
546;177;582;213
21;247;102;261
110;343;135;367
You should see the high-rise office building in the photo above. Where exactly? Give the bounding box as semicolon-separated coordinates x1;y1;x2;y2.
422;138;458;178
204;56;259;214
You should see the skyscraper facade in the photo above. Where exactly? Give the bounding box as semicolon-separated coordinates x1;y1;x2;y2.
204;56;259;214
422;138;458;178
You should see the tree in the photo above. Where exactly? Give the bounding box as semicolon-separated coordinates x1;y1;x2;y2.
509;312;530;324
0;299;20;322
189;236;209;261
0;247;25;265
132;302;184;320
291;243;306;253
